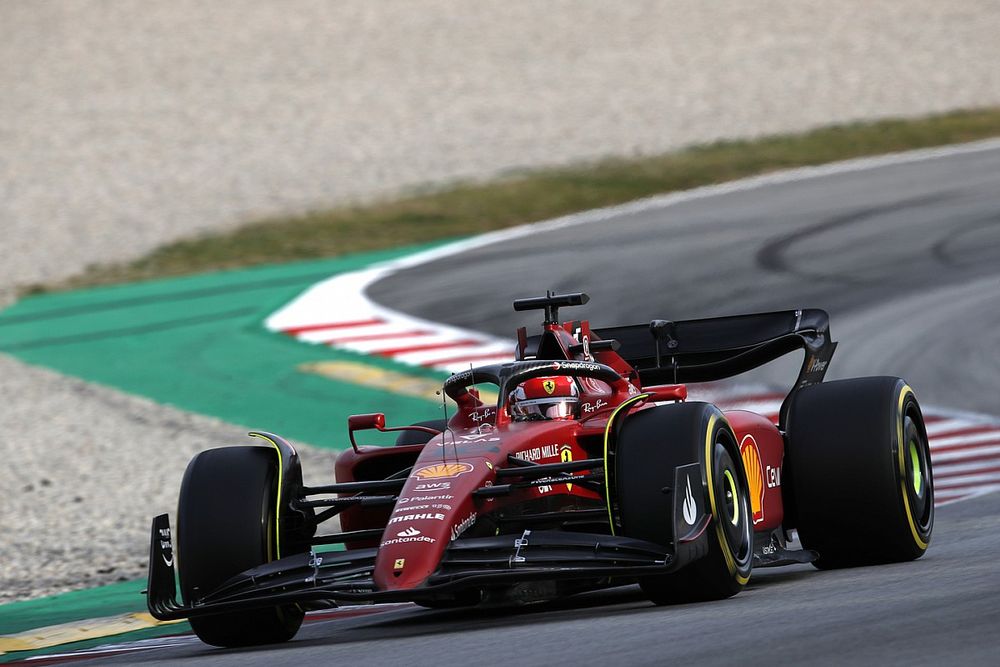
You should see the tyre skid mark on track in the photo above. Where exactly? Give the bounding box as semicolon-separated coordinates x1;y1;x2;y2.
267;138;1000;375
266;257;1000;509
266;143;1000;505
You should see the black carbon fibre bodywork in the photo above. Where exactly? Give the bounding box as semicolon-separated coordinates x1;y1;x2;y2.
146;514;687;620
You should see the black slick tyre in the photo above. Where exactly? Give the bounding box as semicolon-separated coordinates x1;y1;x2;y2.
177;446;304;647
784;377;933;568
615;402;753;603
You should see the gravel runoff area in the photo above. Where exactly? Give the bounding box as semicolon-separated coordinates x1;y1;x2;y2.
2;1;1000;603
0;356;341;603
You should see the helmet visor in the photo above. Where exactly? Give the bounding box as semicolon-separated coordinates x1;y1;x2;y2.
511;397;579;420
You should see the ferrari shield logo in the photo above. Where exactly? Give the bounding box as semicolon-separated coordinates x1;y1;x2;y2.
560;445;573;491
542;379;556;395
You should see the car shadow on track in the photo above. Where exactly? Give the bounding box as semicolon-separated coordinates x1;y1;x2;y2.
156;566;823;663
284;570;818;651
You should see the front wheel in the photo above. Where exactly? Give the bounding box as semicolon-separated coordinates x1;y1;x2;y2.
177;446;304;647
615;403;753;604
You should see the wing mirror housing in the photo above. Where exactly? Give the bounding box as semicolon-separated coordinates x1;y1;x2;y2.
347;412;442;452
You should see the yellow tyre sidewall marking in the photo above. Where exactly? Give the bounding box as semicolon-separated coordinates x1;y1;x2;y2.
896;385;929;551
602;394;651;536
247;433;299;620
705;413;750;585
249;433;284;559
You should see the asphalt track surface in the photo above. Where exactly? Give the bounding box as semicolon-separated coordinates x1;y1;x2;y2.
86;145;1000;665
372;142;1000;415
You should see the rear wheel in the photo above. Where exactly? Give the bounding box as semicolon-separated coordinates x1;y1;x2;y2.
615;403;753;603
784;377;933;568
177;446;304;647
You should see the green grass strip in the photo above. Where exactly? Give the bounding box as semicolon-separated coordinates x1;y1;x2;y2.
35;108;1000;293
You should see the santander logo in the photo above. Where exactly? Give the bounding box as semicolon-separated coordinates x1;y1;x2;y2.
380;525;436;547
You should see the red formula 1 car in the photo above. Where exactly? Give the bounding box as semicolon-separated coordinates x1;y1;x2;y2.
146;292;934;648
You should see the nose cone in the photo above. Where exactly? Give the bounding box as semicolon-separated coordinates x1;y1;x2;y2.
373;459;491;591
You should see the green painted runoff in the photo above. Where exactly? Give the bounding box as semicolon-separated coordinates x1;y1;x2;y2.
0;244;456;449
0;580;189;663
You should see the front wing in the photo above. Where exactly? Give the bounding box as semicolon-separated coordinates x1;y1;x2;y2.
146;514;703;621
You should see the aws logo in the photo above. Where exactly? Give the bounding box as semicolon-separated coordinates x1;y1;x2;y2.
740;434;765;525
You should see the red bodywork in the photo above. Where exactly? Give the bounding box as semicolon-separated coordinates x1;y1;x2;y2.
335;317;787;594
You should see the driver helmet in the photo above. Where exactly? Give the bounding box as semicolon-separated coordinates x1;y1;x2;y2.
509;376;579;421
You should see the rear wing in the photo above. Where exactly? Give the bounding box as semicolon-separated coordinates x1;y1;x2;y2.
593;308;836;389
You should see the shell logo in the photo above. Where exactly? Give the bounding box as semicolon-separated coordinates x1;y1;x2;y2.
740;434;765;525
412;462;474;480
